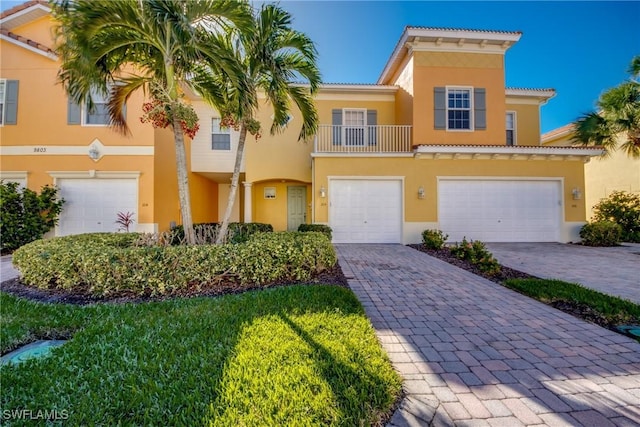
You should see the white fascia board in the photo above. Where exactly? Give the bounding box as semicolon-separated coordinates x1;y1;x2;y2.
0;34;58;60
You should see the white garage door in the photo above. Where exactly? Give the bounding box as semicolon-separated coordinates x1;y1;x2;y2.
439;179;561;242
57;179;137;235
330;179;402;243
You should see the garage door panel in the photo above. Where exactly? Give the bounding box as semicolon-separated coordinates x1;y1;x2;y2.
58;179;137;235
439;180;560;243
330;179;402;243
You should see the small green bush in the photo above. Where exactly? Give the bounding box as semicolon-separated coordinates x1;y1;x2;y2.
421;229;448;250
0;181;65;252
450;237;501;275
13;231;335;296
579;220;622;246
169;222;273;245
298;223;332;240
592;191;640;243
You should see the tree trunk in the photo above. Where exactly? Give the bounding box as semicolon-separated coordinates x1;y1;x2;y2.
216;124;248;244
173;115;195;245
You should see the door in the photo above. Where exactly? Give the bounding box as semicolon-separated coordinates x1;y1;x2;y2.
57;178;137;235
287;186;306;231
330;179;402;243
438;179;561;242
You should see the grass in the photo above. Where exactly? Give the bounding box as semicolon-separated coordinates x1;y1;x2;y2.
0;286;402;426
504;278;640;325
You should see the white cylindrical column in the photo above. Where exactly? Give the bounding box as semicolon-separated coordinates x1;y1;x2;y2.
243;181;253;223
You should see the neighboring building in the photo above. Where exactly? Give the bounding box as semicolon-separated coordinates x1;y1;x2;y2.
1;1;603;243
542;124;640;218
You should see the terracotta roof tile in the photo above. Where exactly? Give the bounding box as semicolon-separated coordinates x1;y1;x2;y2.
0;28;55;55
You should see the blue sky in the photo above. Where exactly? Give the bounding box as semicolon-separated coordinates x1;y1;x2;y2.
3;1;638;133
276;1;640;133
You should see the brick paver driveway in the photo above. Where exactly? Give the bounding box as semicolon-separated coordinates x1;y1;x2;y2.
486;243;640;304
336;244;640;427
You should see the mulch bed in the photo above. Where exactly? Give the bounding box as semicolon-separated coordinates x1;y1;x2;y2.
0;263;350;305
407;244;638;336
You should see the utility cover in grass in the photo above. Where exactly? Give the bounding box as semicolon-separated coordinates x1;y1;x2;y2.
1;340;67;366
616;325;640;338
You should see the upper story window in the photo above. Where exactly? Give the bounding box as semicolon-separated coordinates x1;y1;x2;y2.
84;87;110;125
434;87;486;131
212;118;231;150
343;108;367;146
447;88;472;130
506;111;516;145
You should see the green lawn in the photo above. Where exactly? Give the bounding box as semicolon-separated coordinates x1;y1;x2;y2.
504;278;640;325
1;286;401;426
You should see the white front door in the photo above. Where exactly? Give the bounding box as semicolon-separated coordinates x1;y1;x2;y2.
57;178;137;235
438;179;561;242
330;179;402;243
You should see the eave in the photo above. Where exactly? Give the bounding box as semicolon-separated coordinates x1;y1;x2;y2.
413;144;604;161
0;1;50;31
378;26;522;85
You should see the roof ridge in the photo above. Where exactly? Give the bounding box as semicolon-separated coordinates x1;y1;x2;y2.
406;25;521;35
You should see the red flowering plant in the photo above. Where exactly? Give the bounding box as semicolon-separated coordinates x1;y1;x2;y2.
140;99;200;139
220;116;262;140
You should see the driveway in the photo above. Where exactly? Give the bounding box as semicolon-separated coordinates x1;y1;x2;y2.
336;244;640;426
485;243;640;304
1;255;19;283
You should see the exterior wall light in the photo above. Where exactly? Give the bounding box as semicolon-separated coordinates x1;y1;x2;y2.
320;186;326;198
418;186;425;199
572;187;582;200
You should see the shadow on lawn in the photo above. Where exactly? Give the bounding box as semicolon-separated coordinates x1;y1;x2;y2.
1;285;400;426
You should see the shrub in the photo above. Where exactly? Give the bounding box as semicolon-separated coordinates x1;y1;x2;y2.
421;229;448;250
579;221;622;246
450;237;501;275
0;181;65;252
169;222;273;245
12;231;335;296
592;191;640;243
298;223;332;240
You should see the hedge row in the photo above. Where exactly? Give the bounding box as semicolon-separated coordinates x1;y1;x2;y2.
169;222;274;244
12;232;336;296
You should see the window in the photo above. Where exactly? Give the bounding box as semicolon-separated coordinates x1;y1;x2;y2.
447;88;472;130
0;80;5;125
84;87;110;125
506;112;516;146
343;108;366;146
212;118;231;150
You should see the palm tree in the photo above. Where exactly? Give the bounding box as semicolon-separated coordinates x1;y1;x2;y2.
53;0;251;244
572;55;640;158
194;4;320;244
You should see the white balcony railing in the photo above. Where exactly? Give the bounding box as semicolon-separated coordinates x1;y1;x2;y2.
314;125;412;153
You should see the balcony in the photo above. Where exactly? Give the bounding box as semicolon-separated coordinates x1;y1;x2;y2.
314;125;412;153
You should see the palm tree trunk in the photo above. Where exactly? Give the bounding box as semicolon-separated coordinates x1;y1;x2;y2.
216;124;248;244
173;115;196;245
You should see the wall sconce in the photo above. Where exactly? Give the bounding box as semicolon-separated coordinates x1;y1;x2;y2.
88;146;100;160
418;186;425;199
572;187;582;200
319;186;326;198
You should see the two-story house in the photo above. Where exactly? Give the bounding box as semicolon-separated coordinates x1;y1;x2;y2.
1;1;603;243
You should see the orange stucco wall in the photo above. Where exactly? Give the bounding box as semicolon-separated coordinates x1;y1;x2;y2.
153;128;218;231
411;51;506;145
313;156;586;223
506;103;541;146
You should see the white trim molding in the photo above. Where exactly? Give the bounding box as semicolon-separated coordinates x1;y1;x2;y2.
48;171;141;180
1;145;154;156
0;171;28;181
414;145;604;161
0;34;58;60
